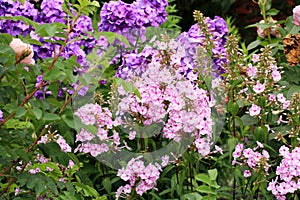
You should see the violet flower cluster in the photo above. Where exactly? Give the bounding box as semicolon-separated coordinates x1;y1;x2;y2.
98;0;168;45
0;0;38;37
232;142;270;178
267;146;300;200
0;0;99;67
116;157;162;198
115;46;158;79
176;16;228;77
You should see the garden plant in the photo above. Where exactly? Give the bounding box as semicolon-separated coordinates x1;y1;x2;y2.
0;0;300;199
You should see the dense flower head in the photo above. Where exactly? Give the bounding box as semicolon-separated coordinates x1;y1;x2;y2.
176;16;228;77
114;39;213;156
0;0;38;37
37;133;72;153
116;46;158;79
98;0;168;44
74;103;116;157
268;146;300;199
0;0;96;67
40;0;66;23
232;142;270;177
116;157;162;198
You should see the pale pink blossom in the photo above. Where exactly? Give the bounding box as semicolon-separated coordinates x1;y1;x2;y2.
244;170;252;177
252;54;259;62
253;81;265;94
247;63;257;77
9;38;35;65
293;5;300;26
249;104;261;116
272;70;281;82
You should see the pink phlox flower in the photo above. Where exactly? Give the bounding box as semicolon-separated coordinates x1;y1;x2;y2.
253;81;265;94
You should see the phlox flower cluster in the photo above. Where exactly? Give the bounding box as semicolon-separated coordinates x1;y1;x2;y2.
0;0;95;64
14;131;76;196
116;157;162;198
176;16;228;77
232;142;270;178
15;158;75;197
115;39;213;156
98;0;168;44
237;52;288;120
38;133;72;153
267;146;300;199
115;46;158;79
0;0;38;37
74;103;120;157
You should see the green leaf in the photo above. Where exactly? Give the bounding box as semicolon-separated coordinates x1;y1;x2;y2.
102;178;111;193
247;40;260;51
15;107;26;118
43;67;61;81
115;78;141;98
254;126;268;142
83;124;97;134
38;142;70;166
287;85;300;100
181;192;202;200
63;116;75;129
196;185;217;195
208;169;218;181
43;113;61;121
0;33;12;44
266;8;279;16
99;32;130;47
3;119;33;129
31;108;42;120
73;182;100;197
227;101;239;116
195;174;211;185
0;16;38;28
46;24;57;37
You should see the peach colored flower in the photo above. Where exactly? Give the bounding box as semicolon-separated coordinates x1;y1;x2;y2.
9;38;35;65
